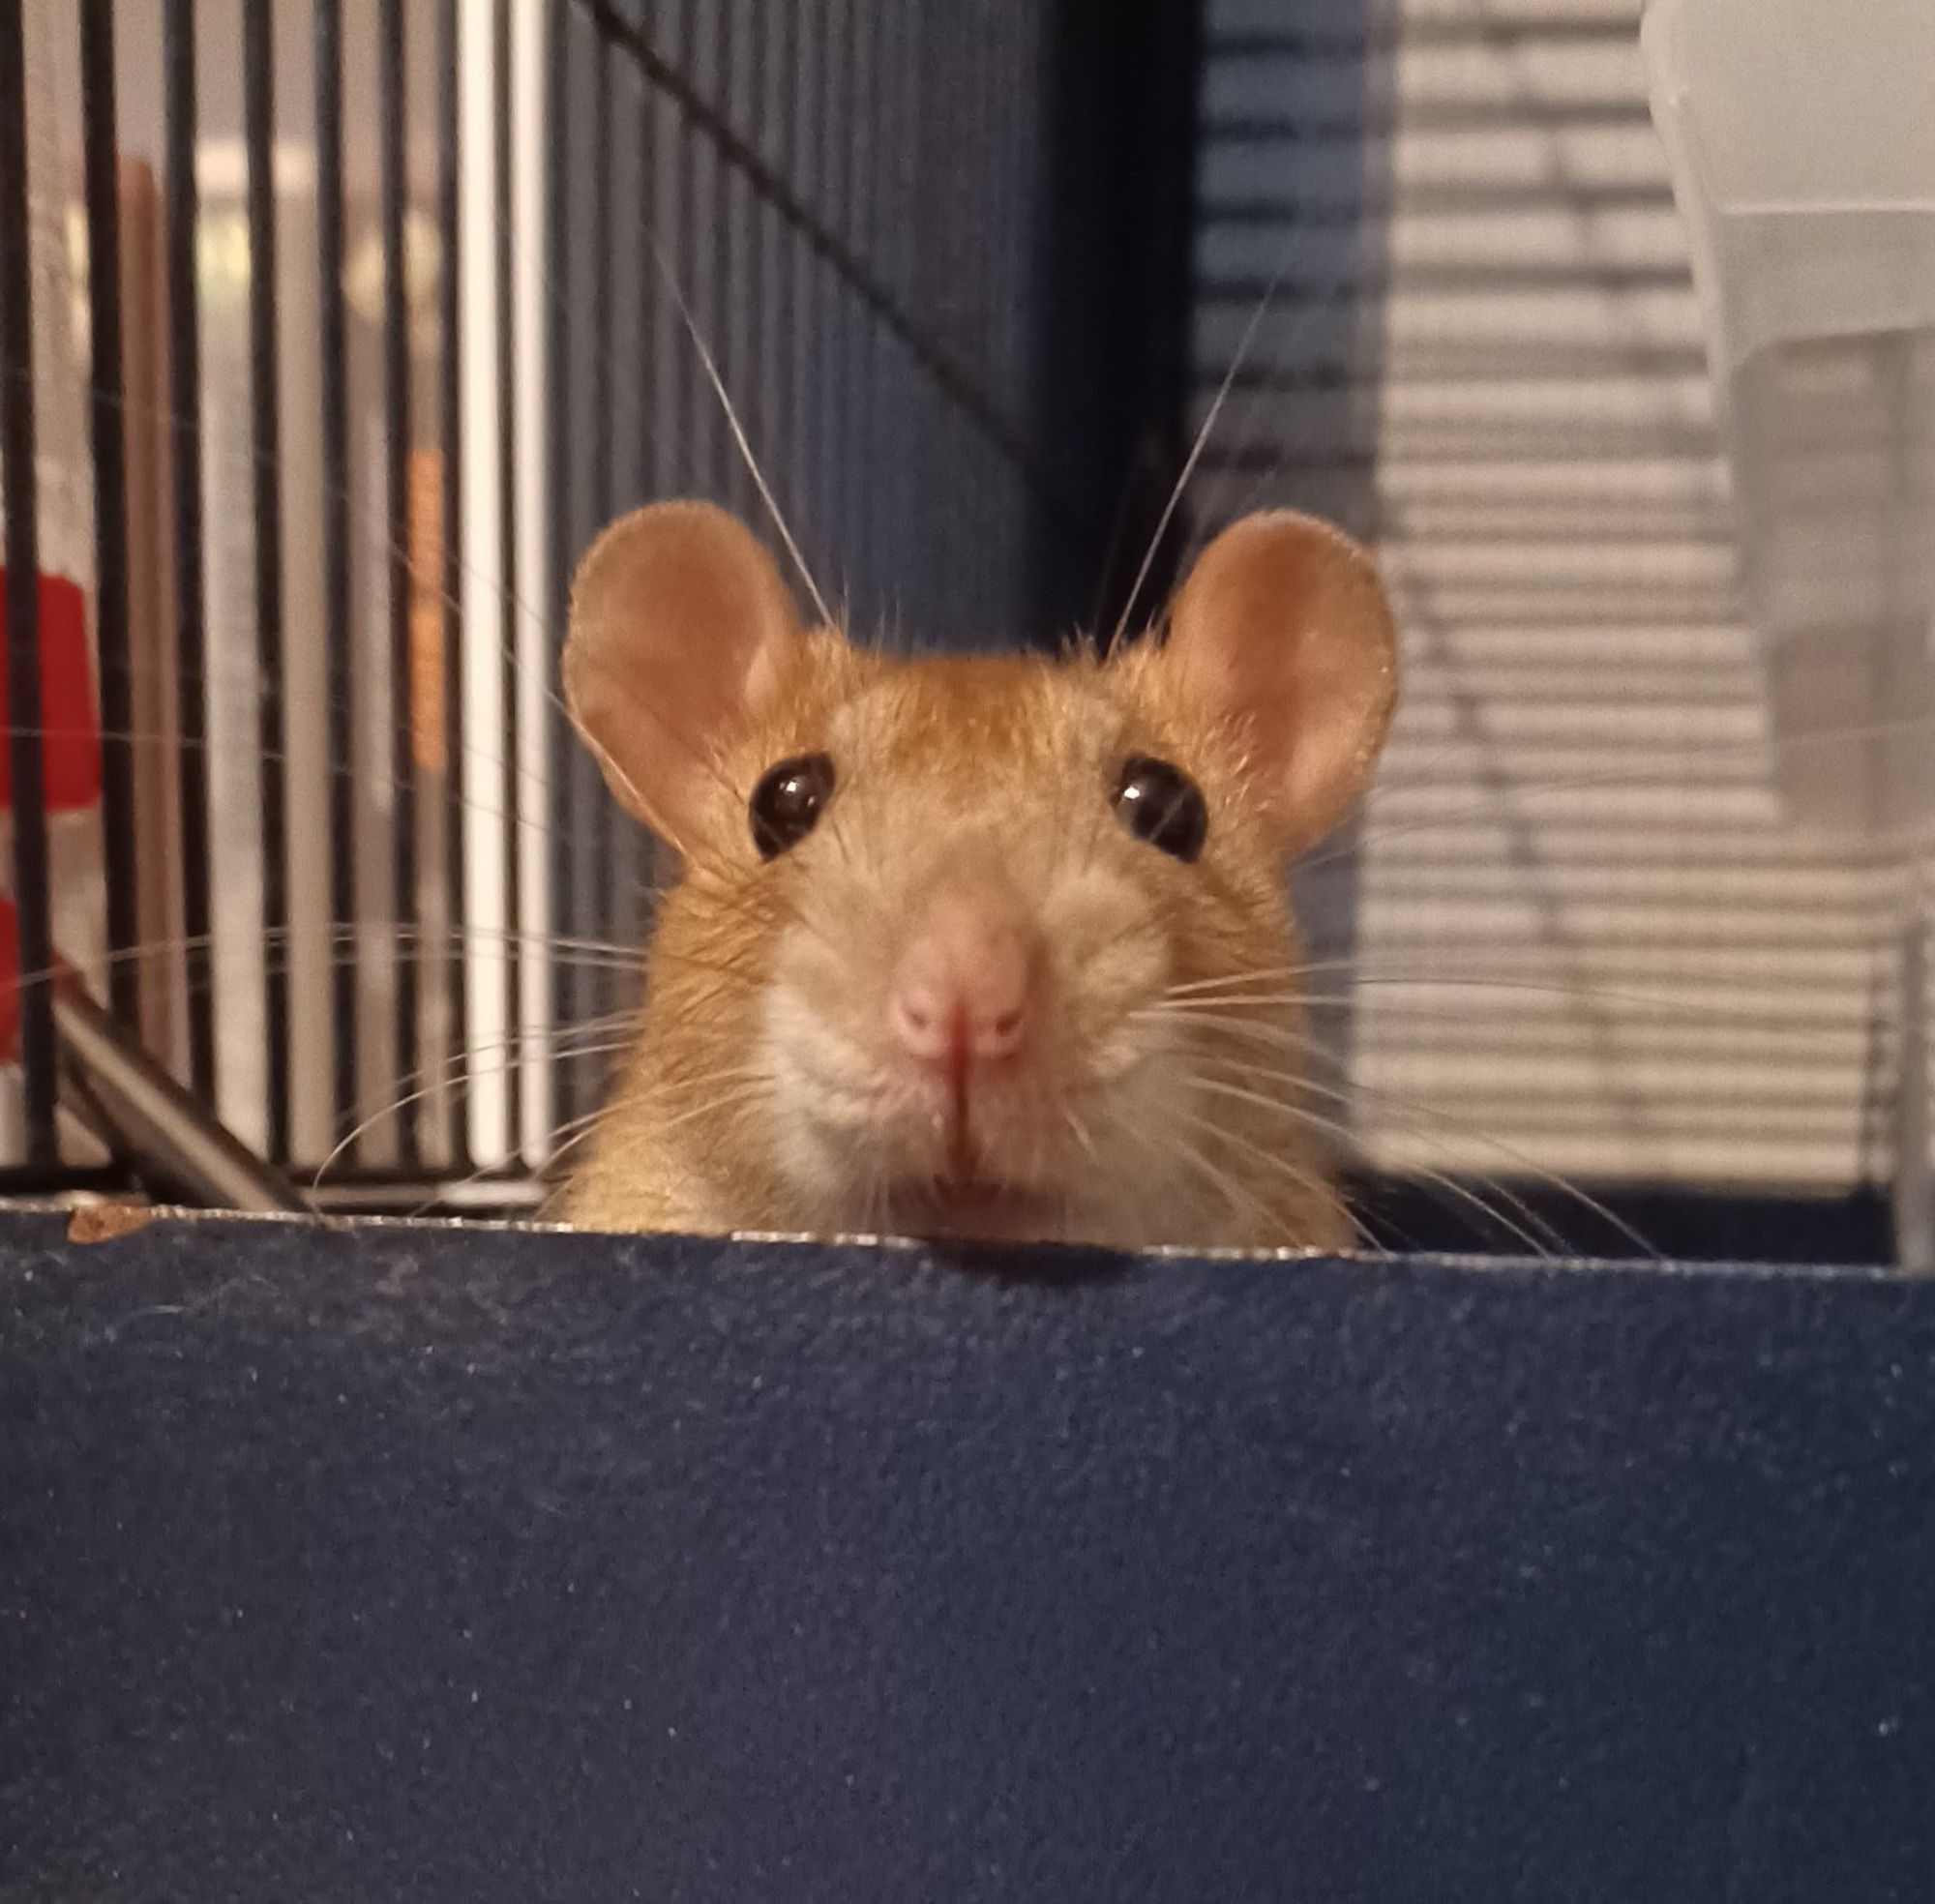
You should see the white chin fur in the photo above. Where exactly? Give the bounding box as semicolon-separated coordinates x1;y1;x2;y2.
754;974;1203;1245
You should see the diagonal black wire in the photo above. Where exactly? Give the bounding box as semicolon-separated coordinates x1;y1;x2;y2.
571;0;1077;525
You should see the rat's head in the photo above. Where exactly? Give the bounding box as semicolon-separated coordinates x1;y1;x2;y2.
565;501;1397;1247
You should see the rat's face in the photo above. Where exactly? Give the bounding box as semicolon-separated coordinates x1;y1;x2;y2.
682;645;1305;1242
565;503;1398;1248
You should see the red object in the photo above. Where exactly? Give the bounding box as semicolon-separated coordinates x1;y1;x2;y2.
0;570;103;814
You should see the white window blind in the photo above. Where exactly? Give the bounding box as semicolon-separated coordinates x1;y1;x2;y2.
1194;0;1925;1193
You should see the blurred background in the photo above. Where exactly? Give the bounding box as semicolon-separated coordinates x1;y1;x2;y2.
0;0;1928;1264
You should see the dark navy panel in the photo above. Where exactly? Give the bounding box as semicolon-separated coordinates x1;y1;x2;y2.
4;1211;1934;1901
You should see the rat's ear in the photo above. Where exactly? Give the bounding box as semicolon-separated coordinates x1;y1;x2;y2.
564;500;804;847
1158;510;1398;852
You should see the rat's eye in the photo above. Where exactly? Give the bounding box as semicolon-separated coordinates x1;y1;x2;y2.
1113;755;1207;863
749;753;835;858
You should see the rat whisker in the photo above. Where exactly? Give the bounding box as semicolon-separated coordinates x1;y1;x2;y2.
645;238;833;629
23;718;589;849
1108;201;1306;653
1061;1101;1103;1171
1197;1069;1563;1262
656;877;851;977
520;1065;778;1215
1162;1097;1374;1251
1;922;641;1000
1118;1102;1297;1248
816;804;858;875
1180;1047;1650;1260
438;1069;769;1221
1155;974;1893;1058
1161;1012;1623;1222
1158;960;1351;999
661;784;859;957
0;366;569;721
585;1067;773;1146
310;1022;644;1197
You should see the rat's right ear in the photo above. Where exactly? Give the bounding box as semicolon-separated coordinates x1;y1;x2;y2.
1157;510;1398;854
564;500;804;848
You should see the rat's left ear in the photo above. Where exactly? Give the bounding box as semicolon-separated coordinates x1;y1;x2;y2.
564;500;804;850
1157;510;1398;852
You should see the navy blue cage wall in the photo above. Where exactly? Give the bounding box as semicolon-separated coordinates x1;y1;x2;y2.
5;1208;1935;1898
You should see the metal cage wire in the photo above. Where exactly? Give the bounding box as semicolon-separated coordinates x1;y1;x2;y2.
0;0;1203;1216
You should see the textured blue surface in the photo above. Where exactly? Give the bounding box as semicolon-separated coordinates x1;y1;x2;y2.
3;1210;1933;1900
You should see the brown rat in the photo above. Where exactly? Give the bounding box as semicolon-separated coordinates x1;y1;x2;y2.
556;499;1398;1252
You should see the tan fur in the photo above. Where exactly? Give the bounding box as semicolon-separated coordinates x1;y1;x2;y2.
558;504;1397;1253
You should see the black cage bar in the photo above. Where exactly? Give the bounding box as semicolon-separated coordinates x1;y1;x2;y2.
162;0;215;1104
0;0;55;1163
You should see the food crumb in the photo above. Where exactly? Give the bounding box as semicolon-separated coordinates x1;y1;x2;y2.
66;1202;158;1245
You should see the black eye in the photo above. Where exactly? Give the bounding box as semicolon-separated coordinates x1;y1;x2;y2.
1113;755;1207;862
749;753;835;858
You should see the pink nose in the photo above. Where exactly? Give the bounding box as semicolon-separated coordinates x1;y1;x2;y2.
888;891;1040;1070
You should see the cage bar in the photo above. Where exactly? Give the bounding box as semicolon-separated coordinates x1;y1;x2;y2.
544;0;578;1131
0;0;54;1163
436;0;469;1173
584;24;614;1087
241;0;291;1163
492;0;523;1155
509;0;554;1166
162;0;216;1102
313;0;356;1153
580;0;1048;504
456;0;509;1172
78;0;139;1036
378;0;420;1168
